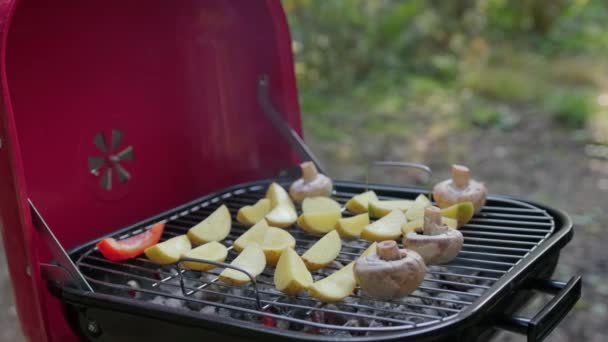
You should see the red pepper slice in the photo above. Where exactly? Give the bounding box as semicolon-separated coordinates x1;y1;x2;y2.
96;222;165;261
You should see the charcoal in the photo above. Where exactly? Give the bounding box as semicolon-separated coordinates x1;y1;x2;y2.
438;267;482;291
404;315;426;324
343;319;360;327
149;296;166;306
199;306;217;315
192;288;222;301
322;304;346;325
411;290;434;305
434;293;465;310
217;308;233;318
467;287;486;296
329;260;344;269
126;280;143;299
402;297;440;317
276;320;290;330
365;320;385;336
165;298;185;309
319;329;352;338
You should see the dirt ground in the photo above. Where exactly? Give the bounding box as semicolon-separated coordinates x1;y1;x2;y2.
0;112;603;341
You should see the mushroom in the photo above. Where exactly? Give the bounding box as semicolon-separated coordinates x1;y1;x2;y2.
289;161;333;203
403;206;463;265
354;240;426;300
432;164;487;213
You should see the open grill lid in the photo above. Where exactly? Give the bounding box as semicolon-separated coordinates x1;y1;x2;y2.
0;1;301;341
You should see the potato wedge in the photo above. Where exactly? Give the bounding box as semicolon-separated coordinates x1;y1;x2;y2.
302;197;341;213
361;210;406;241
187;205;231;245
233;219;269;252
336;213;369;239
297;211;341;235
368;200;414;218
265;204;297;228
401;217;458;235
144;235;191;265
181;241;228;271
440;202;475;227
261;227;296;266
266;183;295;208
405;194;432;221
308;242;377;302
219;244;266;286
237;198;271;226
274;248;313;296
345;191;378;214
361;242;378;257
308;263;356;302
302;230;342;271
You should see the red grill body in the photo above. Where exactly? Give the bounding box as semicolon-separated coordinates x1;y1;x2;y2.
0;1;301;341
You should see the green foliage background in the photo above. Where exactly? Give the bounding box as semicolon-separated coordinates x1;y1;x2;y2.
283;0;608;141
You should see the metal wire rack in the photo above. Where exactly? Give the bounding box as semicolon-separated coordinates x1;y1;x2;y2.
72;181;555;335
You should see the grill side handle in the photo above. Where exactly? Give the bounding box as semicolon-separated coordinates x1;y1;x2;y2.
497;276;581;342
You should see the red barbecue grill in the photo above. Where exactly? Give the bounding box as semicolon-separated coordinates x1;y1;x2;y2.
0;1;580;341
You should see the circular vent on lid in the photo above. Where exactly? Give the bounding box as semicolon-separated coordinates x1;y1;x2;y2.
87;129;134;191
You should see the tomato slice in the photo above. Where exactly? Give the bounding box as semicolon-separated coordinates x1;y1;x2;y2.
96;222;165;261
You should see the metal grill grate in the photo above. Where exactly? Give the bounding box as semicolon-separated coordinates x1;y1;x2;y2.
71;181;555;336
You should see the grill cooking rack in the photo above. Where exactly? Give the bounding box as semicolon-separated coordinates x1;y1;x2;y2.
66;180;569;338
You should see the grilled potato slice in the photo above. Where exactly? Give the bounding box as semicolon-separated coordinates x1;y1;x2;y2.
266;183;295;208
308;242;377;302
440;202;475;227
297;211;341;235
368;200;414;218
302;230;342;271
405;194;432;221
219;244;266;285
261;227;296;266
187;205;231;245
344;191;378;214
237;198;271;226
265;204;297;228
361;210;406;241
274;248;313;296
181;241;228;271
144;235;191;265
302;197;341;213
233;219;269;252
336;213;369;239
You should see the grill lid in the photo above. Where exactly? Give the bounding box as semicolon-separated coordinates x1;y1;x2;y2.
4;0;302;250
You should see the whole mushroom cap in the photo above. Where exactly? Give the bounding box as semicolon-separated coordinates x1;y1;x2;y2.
433;165;487;213
403;207;464;265
354;241;426;300
289;162;333;203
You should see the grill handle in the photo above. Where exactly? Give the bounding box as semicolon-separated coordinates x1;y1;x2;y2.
365;161;433;196
497;276;581;342
258;74;327;175
176;258;263;310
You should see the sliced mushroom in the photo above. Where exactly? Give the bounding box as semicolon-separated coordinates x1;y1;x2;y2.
432;164;487;213
354;240;426;300
289;161;333;203
403;206;463;265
